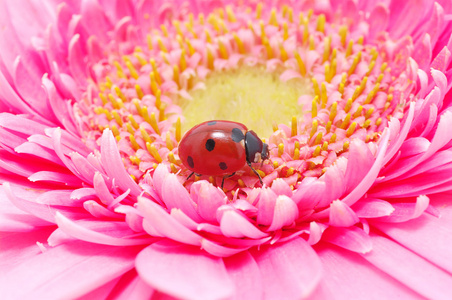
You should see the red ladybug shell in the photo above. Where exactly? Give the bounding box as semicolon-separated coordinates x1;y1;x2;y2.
178;120;248;176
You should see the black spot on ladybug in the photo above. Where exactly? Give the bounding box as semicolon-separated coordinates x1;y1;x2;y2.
187;156;194;168
205;139;215;151
219;162;228;170
231;128;245;143
207;121;217;125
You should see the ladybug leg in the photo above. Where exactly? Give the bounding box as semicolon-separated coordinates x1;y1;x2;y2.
186;171;195;181
247;161;263;185
221;172;236;189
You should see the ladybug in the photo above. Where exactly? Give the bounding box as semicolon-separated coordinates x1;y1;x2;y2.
178;120;270;187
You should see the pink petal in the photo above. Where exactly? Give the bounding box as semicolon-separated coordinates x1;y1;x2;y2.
372;198;452;274
344;139;375;194
329;200;359;227
256;188;278;226
219;207;268;239
55;213;154;246
137;196;202;246
190;181;227;223
161;173;202;222
224;251;263;300
136;242;234;300
100;129;141;197
352;198;395;218
322;226;372;253
267;195;299;231
362;233;452;299
313;244;422;299
252;238;322;299
375;195;429;223
0;241;140;299
106;270;155;300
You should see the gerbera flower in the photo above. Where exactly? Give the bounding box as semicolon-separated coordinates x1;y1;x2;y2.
2;0;452;299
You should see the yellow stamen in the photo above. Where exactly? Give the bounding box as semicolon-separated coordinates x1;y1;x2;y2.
339;25;347;47
353;106;363;118
376;118;382;126
262;37;273;59
185;38;195;56
256;169;266;179
125;61;139;79
150;59;161;84
146;35;153;50
157;37;168;52
343;141;350;151
207;47;214;69
323;36;331;62
238;179;245;187
135;84;144;99
150;72;159;95
294;51;307;76
127;114;139;129
112;111;123;127
283;22;289;40
348;51;362;76
366;60;376;76
278;143;284;156
180;49;187;71
132;99;143;116
256;3;263;19
294;140;300;149
316;14;325;33
329;133;337;143
129;156;141;165
363;119;371;129
165;131;174;151
113;61;125;78
272;122;279;132
199;13;205;25
313;145;321;157
105;77;113;89
311;96;318;118
160;24;169;37
145;110;160;134
233;33;245;54
329;102;338;122
218;39;229;59
99;93;108;105
365;107;375;119
352;76;368;100
146;142;163;163
111;125;120;137
364;83;380;104
129;134;140;151
357;36;364;45
314;131;323;145
346;122;357;137
204;29;212;43
273;160;279;168
287;7;293;22
326;121;332;133
286;167;294;176
279;44;288;61
291;116;297;136
140;126;153;144
345;40;354;57
226;6;237;22
309;36;315;50
269;8;277;26
341;113;351;129
168;152;179;165
321;82;328;109
114;86;128;104
176;117;182;142
126;123;135;135
322;141;329;151
170;163;178;173
312;78;320;97
293;147;300;160
380;62;388;72
173;65;180;87
310;120;318;139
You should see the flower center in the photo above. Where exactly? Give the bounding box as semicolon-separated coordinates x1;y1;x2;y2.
183;67;308;137
76;4;416;191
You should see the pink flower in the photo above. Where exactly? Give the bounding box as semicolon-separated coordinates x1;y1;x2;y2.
2;0;452;299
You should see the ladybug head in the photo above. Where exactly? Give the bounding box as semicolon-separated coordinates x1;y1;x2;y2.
245;131;270;164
